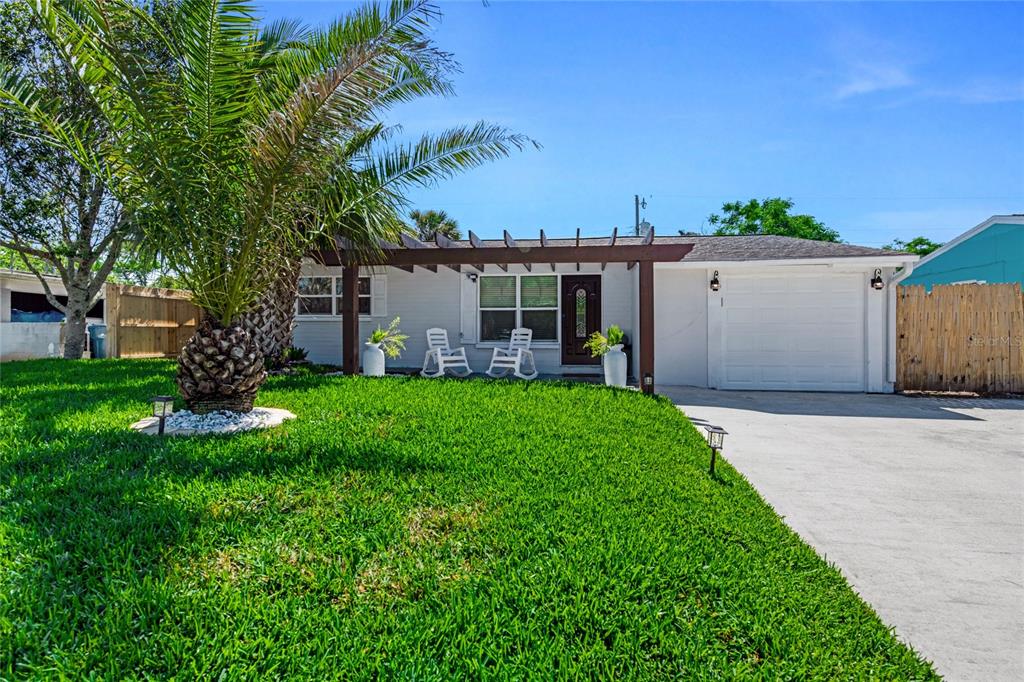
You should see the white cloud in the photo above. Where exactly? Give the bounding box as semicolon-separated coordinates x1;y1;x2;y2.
829;54;1023;106
834;61;915;99
822;23;920;101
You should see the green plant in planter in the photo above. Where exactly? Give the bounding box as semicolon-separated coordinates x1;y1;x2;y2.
368;318;409;359
583;324;625;357
282;347;309;364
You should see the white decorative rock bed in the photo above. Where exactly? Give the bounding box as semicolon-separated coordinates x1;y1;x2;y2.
131;407;296;436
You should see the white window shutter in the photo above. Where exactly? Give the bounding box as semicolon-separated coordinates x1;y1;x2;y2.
460;274;478;343
370;275;386;317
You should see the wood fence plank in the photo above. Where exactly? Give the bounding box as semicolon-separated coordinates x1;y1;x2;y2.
105;283;201;359
897;283;1023;393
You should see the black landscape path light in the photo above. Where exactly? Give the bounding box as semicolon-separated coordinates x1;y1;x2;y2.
151;396;174;435
703;424;727;476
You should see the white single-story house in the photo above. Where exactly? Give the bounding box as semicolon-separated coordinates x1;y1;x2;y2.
0;269;105;361
296;232;918;393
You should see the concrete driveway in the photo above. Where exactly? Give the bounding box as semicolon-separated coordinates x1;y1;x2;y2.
662;387;1024;681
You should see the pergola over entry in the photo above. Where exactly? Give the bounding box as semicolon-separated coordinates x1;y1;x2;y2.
315;228;694;394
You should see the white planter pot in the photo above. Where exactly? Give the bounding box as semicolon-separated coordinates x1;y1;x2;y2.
362;342;386;377
603;344;627;388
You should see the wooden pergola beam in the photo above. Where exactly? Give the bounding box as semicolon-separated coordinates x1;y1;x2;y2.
470;230;506;272
341;264;360;375
322;243;692;267
600;227;618;271
575;228;581;272
505;230;530;271
540;229;555;272
439;232;484;272
639;260;655;395
399;233;438;273
316;241;691;268
432;233;461;272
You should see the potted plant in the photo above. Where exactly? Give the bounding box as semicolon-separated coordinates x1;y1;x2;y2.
363;317;409;376
584;324;627;388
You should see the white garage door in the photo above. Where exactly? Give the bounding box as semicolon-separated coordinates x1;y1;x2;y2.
720;272;865;391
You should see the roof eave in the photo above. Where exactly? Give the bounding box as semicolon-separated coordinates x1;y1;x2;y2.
658;254;920;269
894;214;1024;282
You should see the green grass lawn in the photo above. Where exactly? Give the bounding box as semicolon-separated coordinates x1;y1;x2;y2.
0;359;936;679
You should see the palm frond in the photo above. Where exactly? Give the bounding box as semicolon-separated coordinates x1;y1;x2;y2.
248;0;453;202
316;122;538;261
366;122;538;194
5;0;533;326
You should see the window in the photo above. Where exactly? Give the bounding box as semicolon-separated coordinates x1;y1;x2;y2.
10;291;104;318
479;275;558;342
297;275;371;316
336;277;371;315
297;277;333;315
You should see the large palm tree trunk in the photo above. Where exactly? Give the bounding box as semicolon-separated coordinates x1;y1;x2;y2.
241;256;302;367
177;315;266;413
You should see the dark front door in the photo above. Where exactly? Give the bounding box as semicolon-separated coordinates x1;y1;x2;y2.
561;275;601;365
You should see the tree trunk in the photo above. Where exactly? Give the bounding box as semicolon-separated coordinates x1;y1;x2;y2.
63;307;89;359
177;315;266;413
240;256;302;367
61;278;97;359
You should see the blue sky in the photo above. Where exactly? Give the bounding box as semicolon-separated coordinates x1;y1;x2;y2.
261;1;1023;247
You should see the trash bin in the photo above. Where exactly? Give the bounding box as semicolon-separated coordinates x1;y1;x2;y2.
88;324;107;359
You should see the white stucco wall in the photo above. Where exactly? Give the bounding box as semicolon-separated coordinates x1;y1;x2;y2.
294;261;635;375
653;268;709;387
1;270;65;360
294;259;902;392
0;271;102;361
0;323;63;361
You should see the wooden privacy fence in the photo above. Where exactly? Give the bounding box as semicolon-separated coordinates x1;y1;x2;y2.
105;284;200;359
897;283;1024;393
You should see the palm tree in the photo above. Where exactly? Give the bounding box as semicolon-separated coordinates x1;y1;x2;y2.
409;209;461;241
1;0;533;412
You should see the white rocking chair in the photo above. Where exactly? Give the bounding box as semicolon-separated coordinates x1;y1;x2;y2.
420;328;473;378
485;328;538;380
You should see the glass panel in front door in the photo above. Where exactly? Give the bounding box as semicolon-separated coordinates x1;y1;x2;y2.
575;288;587;338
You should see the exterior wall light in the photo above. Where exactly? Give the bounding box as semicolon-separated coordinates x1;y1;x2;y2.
466;273;478;283
709;271;720;292
870;269;885;290
151;396;174;435
703;424;728;476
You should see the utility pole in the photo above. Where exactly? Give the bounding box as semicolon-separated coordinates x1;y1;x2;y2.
634;195;648;236
634;195;639;236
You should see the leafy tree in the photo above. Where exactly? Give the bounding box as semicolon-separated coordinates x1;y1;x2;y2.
0;3;148;358
409;209;461;241
1;0;531;412
110;249;184;288
708;198;841;242
0;244;49;273
883;236;942;256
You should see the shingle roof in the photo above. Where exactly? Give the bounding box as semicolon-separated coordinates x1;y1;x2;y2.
401;234;906;262
656;234;905;261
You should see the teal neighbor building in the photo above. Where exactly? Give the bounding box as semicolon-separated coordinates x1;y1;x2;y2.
898;215;1024;290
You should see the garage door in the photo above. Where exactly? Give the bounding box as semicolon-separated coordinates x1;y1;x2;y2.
720;272;865;391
